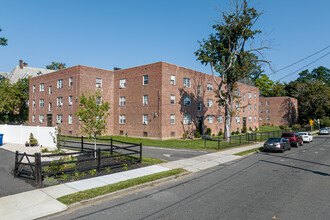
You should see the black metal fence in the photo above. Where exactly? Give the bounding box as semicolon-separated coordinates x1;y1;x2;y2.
14;137;142;185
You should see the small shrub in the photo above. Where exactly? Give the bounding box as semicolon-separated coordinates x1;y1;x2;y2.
43;177;58;186
88;169;96;176
249;127;253;131
212;134;215;136
231;131;235;135
41;148;49;153
74;172;80;179
271;124;274;127
242;126;247;133
279;125;287;130
182;133;187;139
218;131;223;136
206;128;212;135
105;167;111;173
195;130;201;138
254;127;259;131
122;163;128;171
235;131;240;135
60;174;70;180
292;124;301;130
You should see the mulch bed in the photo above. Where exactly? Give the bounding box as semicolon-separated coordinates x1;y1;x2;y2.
13;153;148;188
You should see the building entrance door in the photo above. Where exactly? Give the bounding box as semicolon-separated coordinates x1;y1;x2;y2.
243;117;247;128
196;116;204;134
47;114;52;127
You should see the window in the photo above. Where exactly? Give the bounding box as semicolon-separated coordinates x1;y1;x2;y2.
119;115;126;124
57;97;63;106
254;104;256;111
236;89;240;96
143;132;148;137
170;95;175;105
143;95;148;106
49;103;52;112
119;79;126;88
97;96;102;106
96;78;102;88
39;99;44;107
49;86;52;94
207;115;213;123
248;116;252;122
243;94;245;101
259;117;263;121
219;115;223;123
266;117;270;121
68;114;72;124
69;77;73;87
171;75;175;85
119;97;126;106
69;96;73;106
243;107;245;113
236;116;240;123
143;75;148;85
254;116;257;122
171;132;175;137
198;102;201;111
183;115;191;124
260;102;263;106
266;101;270;106
57;114;63;124
248;104;252;110
236;102;240;110
32;115;35;123
207;83;213;91
197;85;201;95
266;109;270;114
254;93;257;99
143;114;148;125
33;100;35;107
33;85;36;93
119;130;124;135
183;78;191;88
40;83;44;92
183;96;191;106
170;114;175;124
207;99;213;107
260;109;263;113
248;92;252;99
57;79;63;88
39;115;44;123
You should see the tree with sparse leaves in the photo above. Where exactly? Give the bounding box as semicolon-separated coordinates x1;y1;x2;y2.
195;0;270;141
0;28;8;46
46;62;66;70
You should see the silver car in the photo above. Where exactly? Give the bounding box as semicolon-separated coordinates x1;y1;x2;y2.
299;132;313;143
263;137;291;153
319;128;329;135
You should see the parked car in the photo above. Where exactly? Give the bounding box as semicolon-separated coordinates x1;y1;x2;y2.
263;137;291;152
281;132;303;147
299;132;313;143
319;128;329;135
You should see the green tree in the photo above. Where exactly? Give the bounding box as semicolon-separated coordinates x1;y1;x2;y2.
0;28;8;46
75;89;110;155
15;78;30;122
46;62;66;70
195;0;270;141
255;74;286;97
296;66;330;85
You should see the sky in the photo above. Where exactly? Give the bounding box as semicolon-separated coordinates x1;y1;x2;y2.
0;0;329;83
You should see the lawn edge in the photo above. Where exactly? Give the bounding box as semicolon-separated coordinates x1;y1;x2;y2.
234;147;264;156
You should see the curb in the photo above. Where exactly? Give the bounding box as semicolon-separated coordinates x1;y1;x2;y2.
67;171;190;209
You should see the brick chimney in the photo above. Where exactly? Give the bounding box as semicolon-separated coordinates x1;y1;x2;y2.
19;60;23;69
23;62;28;67
59;65;63;70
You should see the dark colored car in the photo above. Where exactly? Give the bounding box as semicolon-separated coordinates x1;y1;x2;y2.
281;132;303;147
263;137;291;152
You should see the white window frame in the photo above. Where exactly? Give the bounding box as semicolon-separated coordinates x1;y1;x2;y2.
254;104;256;111
197;85;201;95
57;114;63;124
57;97;63;106
97;96;102;106
243;94;245;101
266;109;270;114
39;99;44;107
183;78;191;88
259;117;263;121
254;93;257;99
49;102;52;112
248;116;252;122
248;92;252;99
40;83;44;92
236;90;240;96
183;115;191;125
266;117;270;121
143;114;148;125
260;109;263;113
69;77;73;87
207;115;213;124
183;96;191;106
170;114;175;124
248;104;252;110
266;101;270;106
143;75;148;85
243;107;245;113
119;97;126;106
33;85;36;93
260;102;263;106
207;99;213;107
57;79;63;89
49;86;52;94
236;116;240;123
219;115;223;123
96;78;102;88
254;116;257;122
119;115;126;124
33;100;35;107
236;102;240;110
119;79;126;88
39;115;44;123
171;75;175;85
143;95;148;106
207;83;213;91
32;115;35;123
170;95;175;105
68;114;73;124
198;102;201;111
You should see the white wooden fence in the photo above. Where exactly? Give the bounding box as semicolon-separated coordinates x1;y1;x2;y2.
0;124;56;148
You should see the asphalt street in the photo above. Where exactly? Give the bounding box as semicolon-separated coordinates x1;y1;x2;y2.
47;135;330;220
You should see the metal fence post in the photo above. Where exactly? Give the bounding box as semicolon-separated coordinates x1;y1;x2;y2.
14;151;19;177
139;142;142;162
81;136;84;151
204;138;206;149
268;132;269;139
218;138;220;150
239;135;241;145
97;148;101;171
110;138;113;155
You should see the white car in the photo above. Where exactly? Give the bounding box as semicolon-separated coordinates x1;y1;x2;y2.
319;128;329;135
299;132;313;142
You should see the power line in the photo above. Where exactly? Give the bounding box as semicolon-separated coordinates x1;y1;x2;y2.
268;45;330;76
276;51;330;81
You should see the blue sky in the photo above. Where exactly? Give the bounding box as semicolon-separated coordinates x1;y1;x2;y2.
0;0;329;83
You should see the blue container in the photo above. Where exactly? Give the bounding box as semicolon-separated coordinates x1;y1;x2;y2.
0;134;3;146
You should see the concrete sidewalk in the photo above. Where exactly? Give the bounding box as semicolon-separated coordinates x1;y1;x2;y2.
0;143;263;220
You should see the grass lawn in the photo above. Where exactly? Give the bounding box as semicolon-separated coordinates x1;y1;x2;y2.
57;168;185;205
257;126;282;133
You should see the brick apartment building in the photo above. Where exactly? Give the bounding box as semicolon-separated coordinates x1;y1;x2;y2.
29;62;260;139
259;97;298;126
